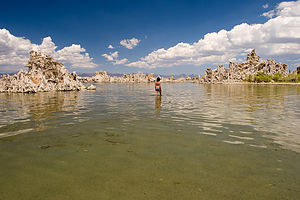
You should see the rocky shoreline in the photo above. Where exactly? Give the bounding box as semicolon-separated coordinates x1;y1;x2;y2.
197;50;294;84
83;50;299;85
1;50;299;93
82;71;198;84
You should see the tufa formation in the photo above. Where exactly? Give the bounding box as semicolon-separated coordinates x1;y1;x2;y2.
83;71;156;83
0;51;85;93
199;50;288;83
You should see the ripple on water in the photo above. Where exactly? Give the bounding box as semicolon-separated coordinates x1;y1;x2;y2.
249;144;267;149
0;83;300;199
199;132;217;136
229;135;254;140
223;140;245;145
0;128;33;138
0;83;299;153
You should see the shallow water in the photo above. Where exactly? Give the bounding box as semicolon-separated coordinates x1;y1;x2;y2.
0;83;299;200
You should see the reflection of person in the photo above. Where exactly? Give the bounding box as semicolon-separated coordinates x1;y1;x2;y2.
155;96;161;110
155;77;162;96
155;96;161;117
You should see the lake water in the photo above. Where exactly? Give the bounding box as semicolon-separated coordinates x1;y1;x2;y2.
0;83;299;200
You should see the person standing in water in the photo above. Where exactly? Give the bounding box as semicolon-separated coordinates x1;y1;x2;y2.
155;76;162;96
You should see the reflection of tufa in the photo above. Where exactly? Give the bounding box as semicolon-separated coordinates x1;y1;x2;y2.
0;51;85;93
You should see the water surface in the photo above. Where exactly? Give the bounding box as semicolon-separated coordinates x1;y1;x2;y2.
0;83;299;199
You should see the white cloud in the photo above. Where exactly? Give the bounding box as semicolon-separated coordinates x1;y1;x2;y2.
114;58;128;65
127;0;300;69
262;0;300;18
0;29;97;72
0;29;34;71
55;44;97;68
35;36;57;55
102;51;119;61
262;10;275;18
108;44;114;49
120;37;140;49
263;4;269;9
101;51;128;65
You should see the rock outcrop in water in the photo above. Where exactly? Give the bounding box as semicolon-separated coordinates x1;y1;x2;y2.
83;71;156;83
0;51;84;93
117;72;155;83
199;50;288;83
84;70;110;83
83;71;197;83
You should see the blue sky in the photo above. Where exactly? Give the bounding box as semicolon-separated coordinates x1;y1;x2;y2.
1;0;300;74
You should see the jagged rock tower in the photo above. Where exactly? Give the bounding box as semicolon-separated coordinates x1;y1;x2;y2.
0;51;85;93
199;49;288;83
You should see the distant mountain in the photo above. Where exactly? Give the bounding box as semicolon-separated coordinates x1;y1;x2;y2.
77;73;94;77
0;72;17;76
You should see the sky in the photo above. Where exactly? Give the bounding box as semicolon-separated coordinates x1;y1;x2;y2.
1;0;300;75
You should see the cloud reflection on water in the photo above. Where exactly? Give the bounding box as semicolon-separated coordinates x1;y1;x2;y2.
0;83;299;153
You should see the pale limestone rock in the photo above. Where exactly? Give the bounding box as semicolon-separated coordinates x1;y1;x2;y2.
162;75;174;82
199;50;288;83
0;51;84;93
199;65;228;83
86;84;96;90
185;76;192;81
85;71;156;83
246;49;260;64
94;71;110;83
174;77;186;83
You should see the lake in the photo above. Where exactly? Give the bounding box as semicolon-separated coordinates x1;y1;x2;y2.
0;83;299;199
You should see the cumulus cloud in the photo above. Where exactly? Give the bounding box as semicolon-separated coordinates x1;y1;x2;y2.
101;51;128;65
0;29;97;72
102;51;119;61
108;44;114;49
126;0;300;69
263;4;269;9
120;38;140;49
55;45;97;68
115;58;128;65
0;29;34;71
262;10;275;18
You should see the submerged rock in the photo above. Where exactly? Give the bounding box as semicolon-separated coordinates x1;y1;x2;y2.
0;51;84;93
199;50;288;83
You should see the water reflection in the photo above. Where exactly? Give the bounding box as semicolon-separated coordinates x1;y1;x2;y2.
155;96;161;116
0;83;299;152
0;91;84;133
201;84;300;152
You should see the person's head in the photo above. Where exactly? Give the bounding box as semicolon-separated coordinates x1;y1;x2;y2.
156;77;161;82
